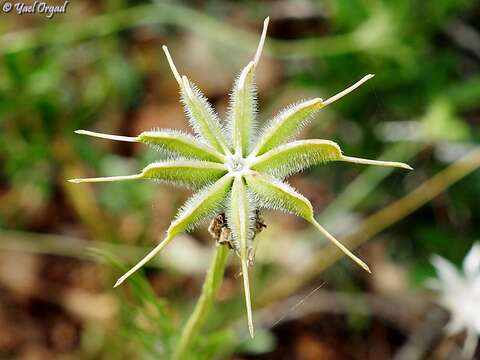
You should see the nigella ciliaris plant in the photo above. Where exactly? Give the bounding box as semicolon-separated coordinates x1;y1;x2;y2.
70;18;412;337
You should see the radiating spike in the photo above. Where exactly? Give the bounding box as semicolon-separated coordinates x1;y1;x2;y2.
162;45;182;85
114;233;175;288
238;61;255;88
231;60;256;156
138;130;225;162
241;256;255;338
252;98;325;156
68;174;142;183
323;74;375;106
253;17;269;65
246;173;371;274
75;129;137;142
251;139;342;179
181;75;229;154
311;220;371;274
341;155;413;170
114;176;233;287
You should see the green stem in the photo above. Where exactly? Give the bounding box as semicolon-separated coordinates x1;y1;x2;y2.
172;244;230;360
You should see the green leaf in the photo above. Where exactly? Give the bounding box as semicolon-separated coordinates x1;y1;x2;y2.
229;61;257;156
251;139;342;178
171;174;232;235
245;172;313;218
138;130;224;162
227;177;256;254
75;129;224;162
181;76;229;154
253;74;376;156
250;139;410;179
142;161;227;189
229;16;269;157
245;172;370;273
69;160;228;189
161;46;229;154
253;98;324;156
114;175;233;287
227;176;256;338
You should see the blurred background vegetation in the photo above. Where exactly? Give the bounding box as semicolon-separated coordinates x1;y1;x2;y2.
0;0;479;359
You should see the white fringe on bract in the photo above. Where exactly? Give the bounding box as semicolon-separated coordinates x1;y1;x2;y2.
226;16;269;156
225;177;258;338
180;77;229;151
143;160;227;190
225;191;258;254
253;98;324;154
247;175;310;216
171;175;232;233
226;64;259;156
140;128;223;162
114;176;233;288
251;139;342;179
253;74;376;156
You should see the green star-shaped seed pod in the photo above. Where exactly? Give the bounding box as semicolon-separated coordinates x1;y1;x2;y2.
70;17;411;337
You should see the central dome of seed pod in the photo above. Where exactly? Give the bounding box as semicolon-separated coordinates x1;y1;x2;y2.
227;155;249;174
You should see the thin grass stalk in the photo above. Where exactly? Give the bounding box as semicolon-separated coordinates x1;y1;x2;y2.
172;244;230;360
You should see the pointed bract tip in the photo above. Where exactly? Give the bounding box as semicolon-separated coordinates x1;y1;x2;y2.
341;156;413;171
253;16;270;65
73;129;137;142
323;74;376;106
392;162;413;170
364;264;372;274
241;257;255;340
66;174;143;183
249;325;255;338
162;45;182;85
238;61;256;87
310;219;371;274
308;97;324;105
113;278;123;288
357;259;371;274
68;178;81;183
